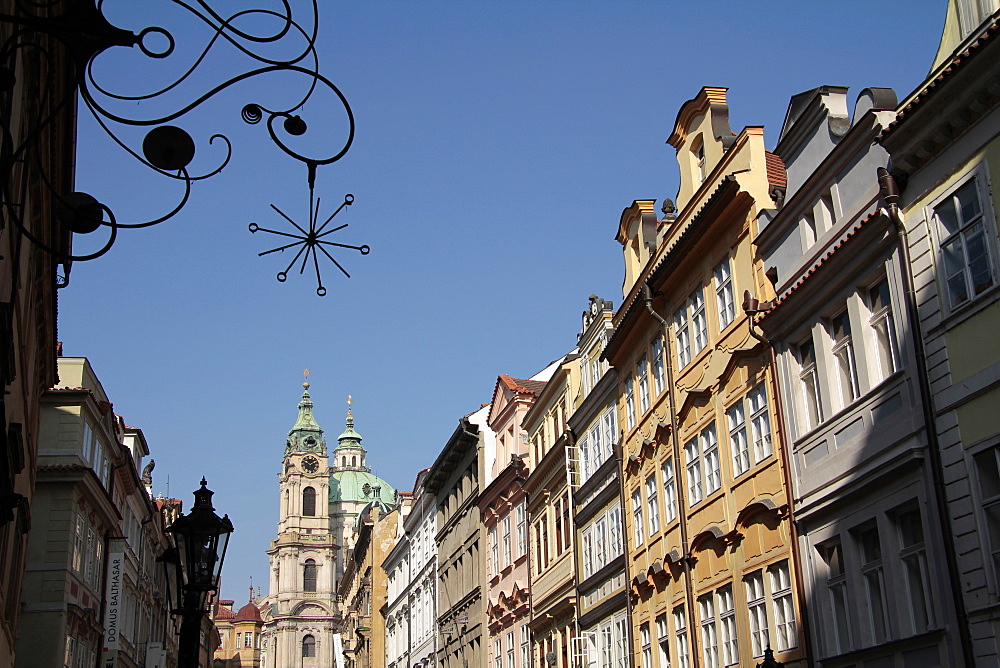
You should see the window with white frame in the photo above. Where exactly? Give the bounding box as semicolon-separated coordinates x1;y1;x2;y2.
718;585;738;667
674;309;692;369
698;594;719;668
697;423;721;498
692;289;708;353
866;278;899;382
656;614;670;668
625;377;636;430
857;524;890;645
974;446;1000;582
715;257;736;330
495;638;503;668
685;436;703;506
632;489;644;546
582;527;595;579
641;622;652;668
490;526;499;577
829;309;859;407
503;515;512;568
595;512;608;569
933;172;996;309
521;624;530;667
507;631;516;668
894;507;934;634
769;561;797;652
609;503;623;560
581;502;622;580
820;539;852;655
727;401;749;477
517;502;527;557
646;473;659;535
745;571;769;658
748;386;772;463
674;606;690;668
652;335;666;396
796;336;823;432
637;356;650;415
662;459;678;522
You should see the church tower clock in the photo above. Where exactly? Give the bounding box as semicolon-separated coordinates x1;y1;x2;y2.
259;372;339;668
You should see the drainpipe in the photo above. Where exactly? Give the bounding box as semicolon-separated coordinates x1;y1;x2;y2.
744;305;811;661
611;438;635;668
876;167;975;667
642;282;698;668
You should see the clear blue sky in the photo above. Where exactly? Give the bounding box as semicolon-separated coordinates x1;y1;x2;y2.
61;1;946;604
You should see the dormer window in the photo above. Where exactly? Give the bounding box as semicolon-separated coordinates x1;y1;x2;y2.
693;136;707;183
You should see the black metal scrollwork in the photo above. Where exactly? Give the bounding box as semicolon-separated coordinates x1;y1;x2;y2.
0;0;365;293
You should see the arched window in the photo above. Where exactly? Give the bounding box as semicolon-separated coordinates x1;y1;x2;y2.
303;559;317;592
302;487;316;516
302;634;316;657
351;455;356;467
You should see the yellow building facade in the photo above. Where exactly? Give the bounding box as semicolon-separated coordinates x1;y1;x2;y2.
604;88;806;667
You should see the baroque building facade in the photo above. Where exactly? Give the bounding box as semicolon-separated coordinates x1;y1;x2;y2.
260;381;395;668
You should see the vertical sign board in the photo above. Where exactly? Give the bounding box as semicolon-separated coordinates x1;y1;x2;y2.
101;539;127;668
333;633;345;668
144;643;166;668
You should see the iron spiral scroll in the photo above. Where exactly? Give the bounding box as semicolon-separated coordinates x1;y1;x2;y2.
0;0;366;293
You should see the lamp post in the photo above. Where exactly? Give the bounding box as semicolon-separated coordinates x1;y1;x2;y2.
161;478;234;668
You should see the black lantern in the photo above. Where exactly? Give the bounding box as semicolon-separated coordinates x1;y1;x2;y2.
162;478;234;667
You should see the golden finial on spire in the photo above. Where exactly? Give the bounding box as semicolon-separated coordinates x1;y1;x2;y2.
303;368;311;390
346;394;353;421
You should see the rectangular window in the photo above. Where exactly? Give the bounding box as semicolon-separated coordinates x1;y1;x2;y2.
748;386;772;463
652;336;666;396
674;310;691;368
974;447;1000;580
674;606;690;668
554;499;564;556
602;407;617;462
829;310;858;406
517;502;527;557
632;490;644;546
934;174;995;308
662;460;678;522
521;624;530;668
685;437;702;506
699;594;719;668
595;515;608;568
703;424;721;495
728;401;749;477
563;493;572;553
490;526;499;576
718;585;738;667
625;377;636;430
867;278;899;382
857;524;889;644
797;337;823;431
715;258;735;330
583;528;595;579
638;356;650;415
503;516;512;568
609;503;623;559
769;561;797;652
646;474;659;535
641;623;652;668
894;507;933;634
821;540;852;654
656;614;669;668
746;571;769;658
495;639;503;668
692;289;708;353
507;631;516;668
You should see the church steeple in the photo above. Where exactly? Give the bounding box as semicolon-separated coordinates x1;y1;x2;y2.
332;395;368;471
285;370;326;455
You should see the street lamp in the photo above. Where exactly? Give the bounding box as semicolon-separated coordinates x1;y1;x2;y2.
161;478;234;668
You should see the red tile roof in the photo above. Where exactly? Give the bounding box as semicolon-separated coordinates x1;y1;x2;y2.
500;375;547;396
757;210;882;322
233;600;263;623
765;151;787;188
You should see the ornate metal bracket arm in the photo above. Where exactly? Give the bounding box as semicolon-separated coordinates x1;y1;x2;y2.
0;0;363;293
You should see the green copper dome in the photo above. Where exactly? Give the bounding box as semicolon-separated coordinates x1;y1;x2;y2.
329;469;397;504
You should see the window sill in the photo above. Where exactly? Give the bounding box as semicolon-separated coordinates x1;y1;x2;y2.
929;280;1000;336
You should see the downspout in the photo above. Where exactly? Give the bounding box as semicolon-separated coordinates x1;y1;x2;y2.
610;438;634;668
642;282;698;668
876;167;975;667
744;306;811;660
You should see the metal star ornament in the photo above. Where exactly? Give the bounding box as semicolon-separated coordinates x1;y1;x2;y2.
250;166;369;296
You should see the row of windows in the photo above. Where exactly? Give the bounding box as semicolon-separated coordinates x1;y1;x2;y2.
815;504;935;658
637;561;795;668
72;512;104;592
533;493;570;572
794;275;899;435
574;613;628;668
581;502;623;580
493;624;530;668
571;406;618;485
630;389;773;544
489;501;528;576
